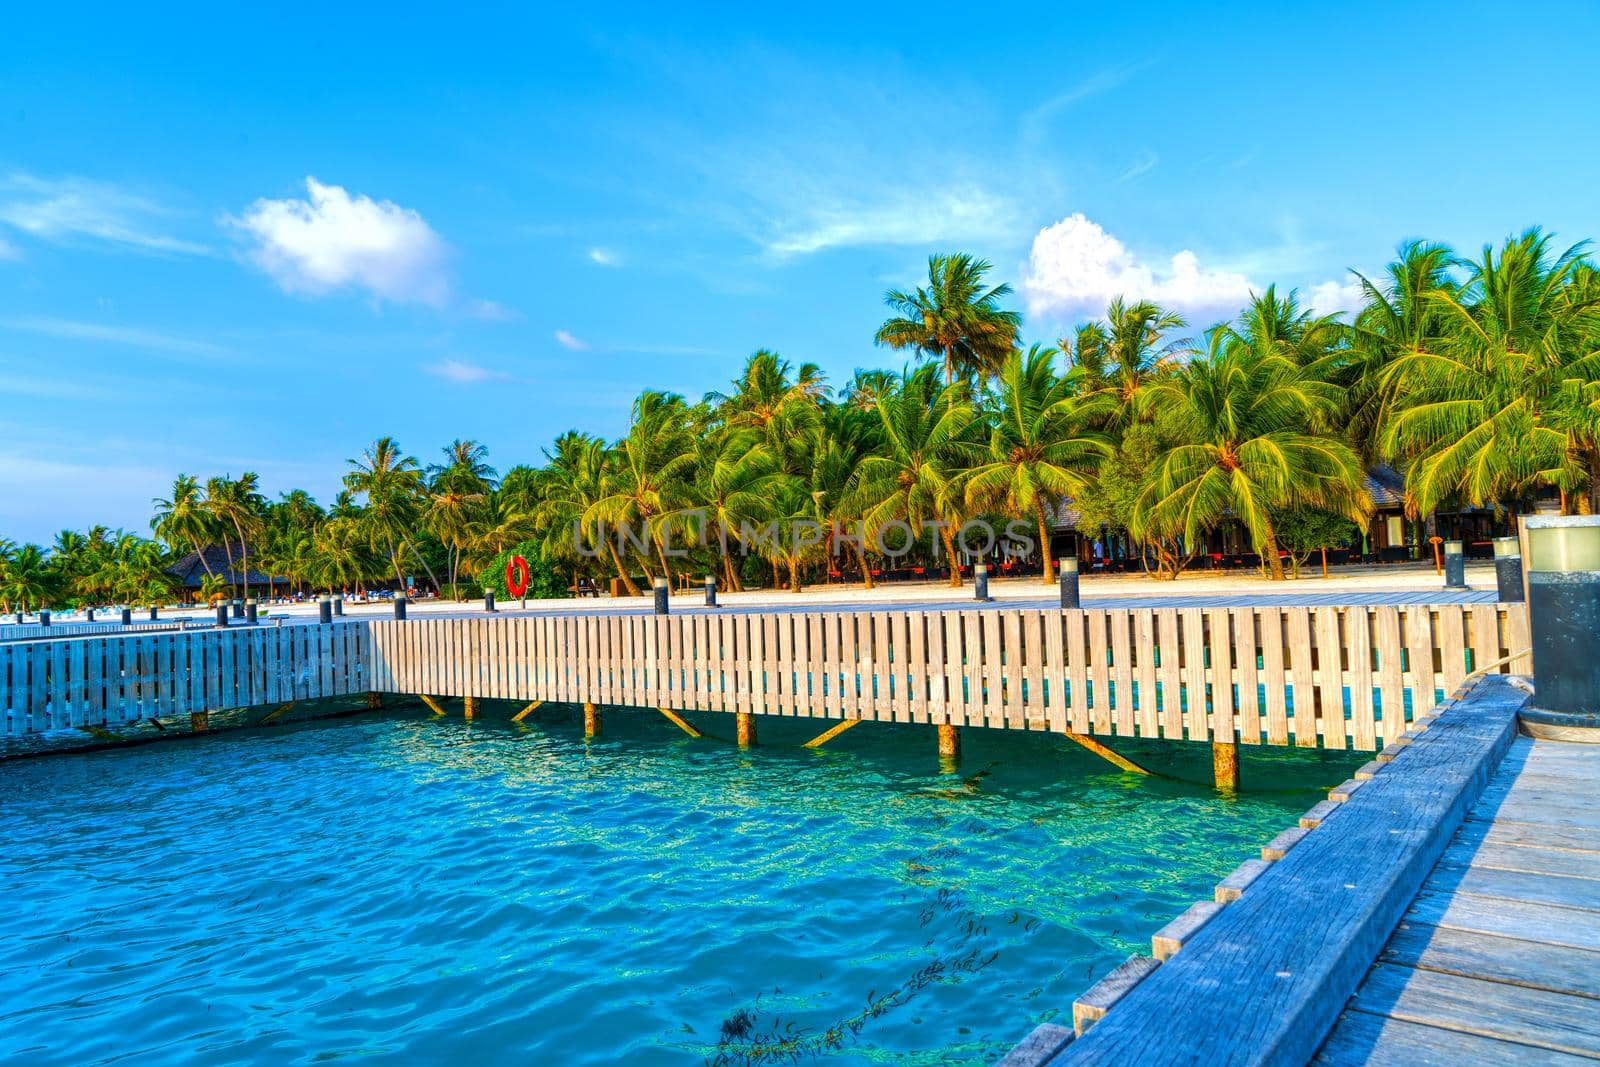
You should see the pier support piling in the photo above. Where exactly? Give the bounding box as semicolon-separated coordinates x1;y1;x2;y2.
512;700;543;722
1212;740;1239;791
366;691;383;709
1066;730;1151;775
584;701;600;738
736;711;756;748
937;723;961;764
463;695;479;719
190;711;209;733
803;718;860;748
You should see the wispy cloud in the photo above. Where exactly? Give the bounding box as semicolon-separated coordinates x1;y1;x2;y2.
587;247;620;267
465;298;519;322
0;173;210;256
762;185;1021;258
554;329;589;351
0;316;227;358
229;177;453;306
423;358;511;384
1118;152;1159;183
1021;66;1145;147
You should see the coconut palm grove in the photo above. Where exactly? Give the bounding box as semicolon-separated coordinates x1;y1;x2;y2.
1;231;1594;612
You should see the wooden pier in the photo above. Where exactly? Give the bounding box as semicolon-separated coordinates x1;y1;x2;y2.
0;603;1529;758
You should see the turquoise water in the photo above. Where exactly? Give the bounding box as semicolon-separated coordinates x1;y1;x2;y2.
0;704;1359;1065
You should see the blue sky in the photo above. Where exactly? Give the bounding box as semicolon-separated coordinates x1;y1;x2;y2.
2;3;1597;542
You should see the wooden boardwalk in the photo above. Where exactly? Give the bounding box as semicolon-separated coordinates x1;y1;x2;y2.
1316;734;1600;1064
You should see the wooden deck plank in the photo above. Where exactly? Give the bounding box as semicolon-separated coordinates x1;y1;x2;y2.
1406;890;1600;954
1345;962;1600;1058
1315;1008;1595;1066
1380;920;1600;999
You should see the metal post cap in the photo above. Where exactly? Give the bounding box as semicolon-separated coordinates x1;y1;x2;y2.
1492;536;1521;559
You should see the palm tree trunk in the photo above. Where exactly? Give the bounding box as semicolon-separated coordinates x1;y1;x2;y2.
653;537;673;587
1035;506;1056;585
1262;526;1286;581
852;539;874;589
192;539;215;578
406;541;443;595
941;525;962;587
721;551;742;593
787;557;801;593
230;517;251;598
607;541;640;596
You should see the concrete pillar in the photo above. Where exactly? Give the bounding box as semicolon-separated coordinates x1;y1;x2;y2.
705;575;718;608
584;701;600;738
1522;516;1600;740
190;710;210;732
1213;741;1239;791
1443;540;1466;589
974;563;991;602
1059;557;1080;609
937;723;961;761
1494;537;1525;602
393;593;408;621
653;577;669;615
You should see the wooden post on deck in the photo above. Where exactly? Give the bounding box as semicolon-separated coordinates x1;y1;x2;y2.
937;723;960;763
190;710;210;733
584;701;600;738
463;695;479;719
1213;740;1239;791
736;712;757;748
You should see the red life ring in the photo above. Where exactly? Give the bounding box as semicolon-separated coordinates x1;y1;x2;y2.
505;555;530;598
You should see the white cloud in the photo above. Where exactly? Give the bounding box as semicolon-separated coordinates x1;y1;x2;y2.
764;186;1019;258
465;299;519;322
0;316;226;359
0;174;209;255
1117;152;1159;183
1306;277;1368;319
230;178;451;306
554;329;588;351
587;247;620;267
1023;213;1256;319
423;358;510;384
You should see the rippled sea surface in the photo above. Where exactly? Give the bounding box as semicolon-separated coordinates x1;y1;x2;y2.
0;703;1361;1066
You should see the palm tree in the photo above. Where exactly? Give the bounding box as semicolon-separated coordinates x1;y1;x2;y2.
848;365;983;586
0;544;54;612
344;437;427;588
1381;229;1600;514
875;253;1021;387
589;392;696;582
1066;298;1188;424
677;425;784;591
529;432;630;593
204;473;266;597
426;440;495;598
966;345;1111;583
151;474;218;579
1132;327;1370;580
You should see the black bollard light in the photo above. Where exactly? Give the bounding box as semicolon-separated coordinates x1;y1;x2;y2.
232;598;244;619
333;596;344;617
149;606;158;621
1059;557;1080;609
485;589;496;612
653;576;669;615
317;595;332;624
39;609;50;627
393;592;408;621
246;598;259;624
1493;536;1525;603
1443;539;1466;590
86;608;96;622
704;575;718;608
120;607;132;625
12;612;21;625
1522;516;1600;739
973;563;991;602
215;602;229;627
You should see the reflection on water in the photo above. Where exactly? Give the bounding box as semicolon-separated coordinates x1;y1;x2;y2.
0;702;1360;1065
